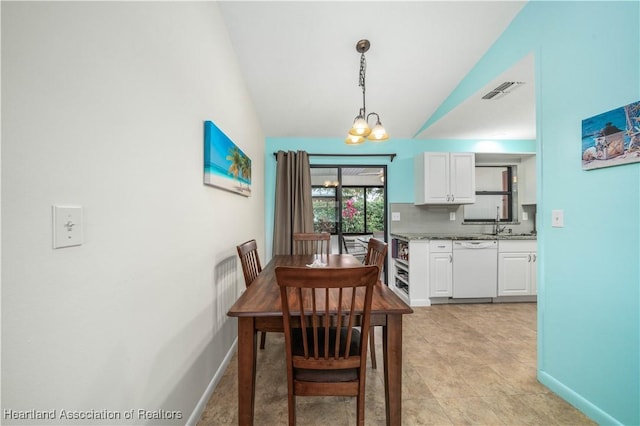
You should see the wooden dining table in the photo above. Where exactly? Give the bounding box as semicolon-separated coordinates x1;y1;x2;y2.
227;253;413;425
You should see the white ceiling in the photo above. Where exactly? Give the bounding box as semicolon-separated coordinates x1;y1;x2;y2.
218;1;535;141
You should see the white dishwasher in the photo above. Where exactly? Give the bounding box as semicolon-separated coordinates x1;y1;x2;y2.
452;240;498;298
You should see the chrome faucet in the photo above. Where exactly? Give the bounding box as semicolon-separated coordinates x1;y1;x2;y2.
493;207;506;235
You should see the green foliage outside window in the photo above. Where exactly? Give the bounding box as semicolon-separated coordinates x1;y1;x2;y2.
313;186;384;234
312;187;336;233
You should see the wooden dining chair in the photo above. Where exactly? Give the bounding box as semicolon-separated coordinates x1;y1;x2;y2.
363;237;388;369
275;265;380;426
236;239;267;349
292;232;331;258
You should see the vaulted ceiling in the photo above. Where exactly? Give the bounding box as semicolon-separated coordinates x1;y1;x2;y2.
218;1;535;141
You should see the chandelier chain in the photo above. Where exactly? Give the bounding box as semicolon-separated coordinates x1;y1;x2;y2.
359;53;367;90
359;53;367;113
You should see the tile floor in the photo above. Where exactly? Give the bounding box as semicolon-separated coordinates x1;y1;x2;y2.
198;302;595;425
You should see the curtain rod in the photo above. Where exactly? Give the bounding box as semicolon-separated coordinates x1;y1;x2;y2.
273;152;396;162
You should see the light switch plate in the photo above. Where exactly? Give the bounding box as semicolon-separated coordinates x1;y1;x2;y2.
53;205;83;248
449;211;456;221
551;209;564;228
391;212;401;221
522;212;529;221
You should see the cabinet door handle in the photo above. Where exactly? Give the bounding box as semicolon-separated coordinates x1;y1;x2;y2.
532;254;536;262
449;254;452;263
451;194;455;202
528;254;532;262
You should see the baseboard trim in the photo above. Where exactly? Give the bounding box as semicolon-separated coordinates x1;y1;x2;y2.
186;338;238;426
537;369;621;425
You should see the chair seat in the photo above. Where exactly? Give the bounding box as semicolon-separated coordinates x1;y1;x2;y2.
295;367;358;383
292;327;361;383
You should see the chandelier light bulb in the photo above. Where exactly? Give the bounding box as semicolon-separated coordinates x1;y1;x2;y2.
349;116;372;137
368;121;389;141
345;134;366;145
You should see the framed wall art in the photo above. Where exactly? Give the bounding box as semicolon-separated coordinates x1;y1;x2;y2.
204;120;252;196
581;100;640;170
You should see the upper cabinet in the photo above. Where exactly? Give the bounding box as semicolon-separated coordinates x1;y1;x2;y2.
414;152;476;205
520;155;536;205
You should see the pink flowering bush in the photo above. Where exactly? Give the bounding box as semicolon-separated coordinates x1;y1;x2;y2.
342;198;358;219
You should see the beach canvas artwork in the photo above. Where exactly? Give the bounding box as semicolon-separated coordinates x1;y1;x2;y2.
581;100;640;170
204;120;252;196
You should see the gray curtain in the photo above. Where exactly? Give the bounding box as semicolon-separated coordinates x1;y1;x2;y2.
273;151;314;255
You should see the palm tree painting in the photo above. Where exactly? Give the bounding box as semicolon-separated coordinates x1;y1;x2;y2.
204;120;252;196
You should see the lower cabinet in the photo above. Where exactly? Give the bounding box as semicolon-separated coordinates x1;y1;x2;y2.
429;240;452;297
391;237;537;305
498;241;537;296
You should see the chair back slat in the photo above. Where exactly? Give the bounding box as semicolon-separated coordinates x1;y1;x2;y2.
292;232;331;258
237;239;262;287
333;288;342;358
324;287;330;359
296;287;307;359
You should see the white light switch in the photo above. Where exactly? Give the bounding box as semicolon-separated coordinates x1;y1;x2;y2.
522;212;529;221
53;205;83;248
449;211;456;221
391;212;401;221
551;209;564;228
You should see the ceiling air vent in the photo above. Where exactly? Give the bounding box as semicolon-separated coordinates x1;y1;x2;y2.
481;81;524;100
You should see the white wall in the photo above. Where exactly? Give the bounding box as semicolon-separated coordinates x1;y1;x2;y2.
1;2;264;424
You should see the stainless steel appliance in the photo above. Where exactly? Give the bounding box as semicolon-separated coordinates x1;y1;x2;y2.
452;240;498;298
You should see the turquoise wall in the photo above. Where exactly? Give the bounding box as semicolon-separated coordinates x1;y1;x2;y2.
439;1;640;424
265;1;639;424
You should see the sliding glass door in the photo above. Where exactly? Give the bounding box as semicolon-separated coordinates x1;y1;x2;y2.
310;165;387;279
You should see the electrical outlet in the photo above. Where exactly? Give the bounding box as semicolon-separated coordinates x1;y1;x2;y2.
552;209;564;227
391;212;401;221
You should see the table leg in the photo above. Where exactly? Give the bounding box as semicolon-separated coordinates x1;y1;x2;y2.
237;316;257;426
383;314;402;426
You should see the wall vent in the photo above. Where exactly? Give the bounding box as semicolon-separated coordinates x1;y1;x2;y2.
481;81;524;100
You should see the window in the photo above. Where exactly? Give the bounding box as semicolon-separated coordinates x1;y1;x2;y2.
464;166;514;222
341;187;385;234
310;166;386;235
311;186;337;233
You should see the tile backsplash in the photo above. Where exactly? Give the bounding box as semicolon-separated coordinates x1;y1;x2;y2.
389;203;537;235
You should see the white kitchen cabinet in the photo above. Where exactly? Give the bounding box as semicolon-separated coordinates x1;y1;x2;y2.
520;155;537;205
390;238;430;306
414;152;476;205
498;240;537;296
429;240;452;297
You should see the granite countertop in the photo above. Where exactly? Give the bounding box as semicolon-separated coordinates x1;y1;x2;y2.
390;232;537;241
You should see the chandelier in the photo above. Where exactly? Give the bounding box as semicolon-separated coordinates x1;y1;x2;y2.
345;39;389;145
